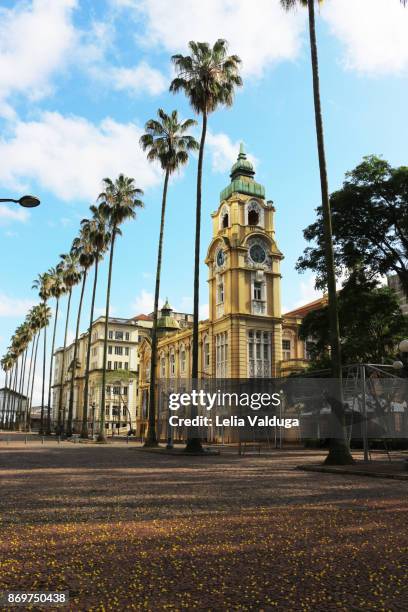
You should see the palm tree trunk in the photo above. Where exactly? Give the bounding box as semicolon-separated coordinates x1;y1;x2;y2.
186;111;207;453
82;258;99;438
145;169;170;447
6;364;16;429
57;289;72;435
39;302;48;435
29;330;40;431
67;271;87;436
307;0;353;465
98;232;116;442
17;350;27;430
11;360;19;430
1;370;8;428
46;298;59;434
25;334;37;431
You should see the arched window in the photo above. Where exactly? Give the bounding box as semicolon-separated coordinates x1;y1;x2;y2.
169;350;175;377
160;352;166;377
248;209;259;225
203;335;210;370
180;345;186;375
246;200;264;227
219;205;229;230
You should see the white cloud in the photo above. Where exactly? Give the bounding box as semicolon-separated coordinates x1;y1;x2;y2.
283;275;321;314
109;61;168;96
132;289;155;314
0;111;162;201
206;132;258;173
114;0;306;78
322;0;408;75
0;206;29;226
0;293;35;317
0;0;77;105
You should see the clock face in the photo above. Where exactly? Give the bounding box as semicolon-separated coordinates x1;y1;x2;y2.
216;249;225;267
249;244;266;264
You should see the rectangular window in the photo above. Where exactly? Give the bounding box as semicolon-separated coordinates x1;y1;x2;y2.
123;387;128;396
115;331;123;340
248;330;271;378
282;339;291;361
106;385;111;394
115;346;123;355
217;282;224;303
124;362;129;370
254;281;262;300
125;332;130;341
105;407;110;417
107;361;112;370
108;345;112;355
114;361;119;370
113;386;120;395
108;331;113;339
215;332;228;377
203;341;210;369
180;350;186;374
125;347;129;356
161;357;166;377
170;353;175;377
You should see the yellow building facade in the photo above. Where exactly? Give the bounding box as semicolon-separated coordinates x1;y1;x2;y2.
137;146;316;437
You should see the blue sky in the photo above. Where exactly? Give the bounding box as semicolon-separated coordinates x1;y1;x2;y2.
1;0;408;396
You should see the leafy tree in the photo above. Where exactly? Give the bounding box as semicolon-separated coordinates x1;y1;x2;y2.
297;156;408;294
140;108;198;447
170;39;242;452
300;273;408;368
97;175;144;442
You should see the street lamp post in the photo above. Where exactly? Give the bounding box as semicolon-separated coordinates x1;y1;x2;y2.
0;195;40;208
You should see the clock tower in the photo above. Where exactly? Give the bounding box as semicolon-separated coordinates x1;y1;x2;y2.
205;144;284;377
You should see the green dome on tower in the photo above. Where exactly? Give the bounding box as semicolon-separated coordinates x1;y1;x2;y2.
230;142;255;180
157;298;180;335
220;143;265;202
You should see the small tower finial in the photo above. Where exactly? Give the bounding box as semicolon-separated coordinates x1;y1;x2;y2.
238;142;246;158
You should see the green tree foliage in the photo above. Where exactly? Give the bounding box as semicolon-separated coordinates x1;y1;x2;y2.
299;273;408;368
298;156;408;294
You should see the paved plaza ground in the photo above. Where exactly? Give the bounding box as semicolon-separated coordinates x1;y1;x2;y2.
0;435;407;611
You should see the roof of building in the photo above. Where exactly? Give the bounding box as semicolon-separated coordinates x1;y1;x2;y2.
283;296;327;319
132;314;153;321
0;387;28;399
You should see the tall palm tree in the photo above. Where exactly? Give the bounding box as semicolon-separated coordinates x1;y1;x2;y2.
14;322;32;429
56;252;81;434
46;266;65;434
140;109;198;447
280;0;353;465
24;305;43;430
170;39;242;452
66;230;95;436
32;272;53;434
81;204;110;439
97;174;144;442
1;355;14;429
